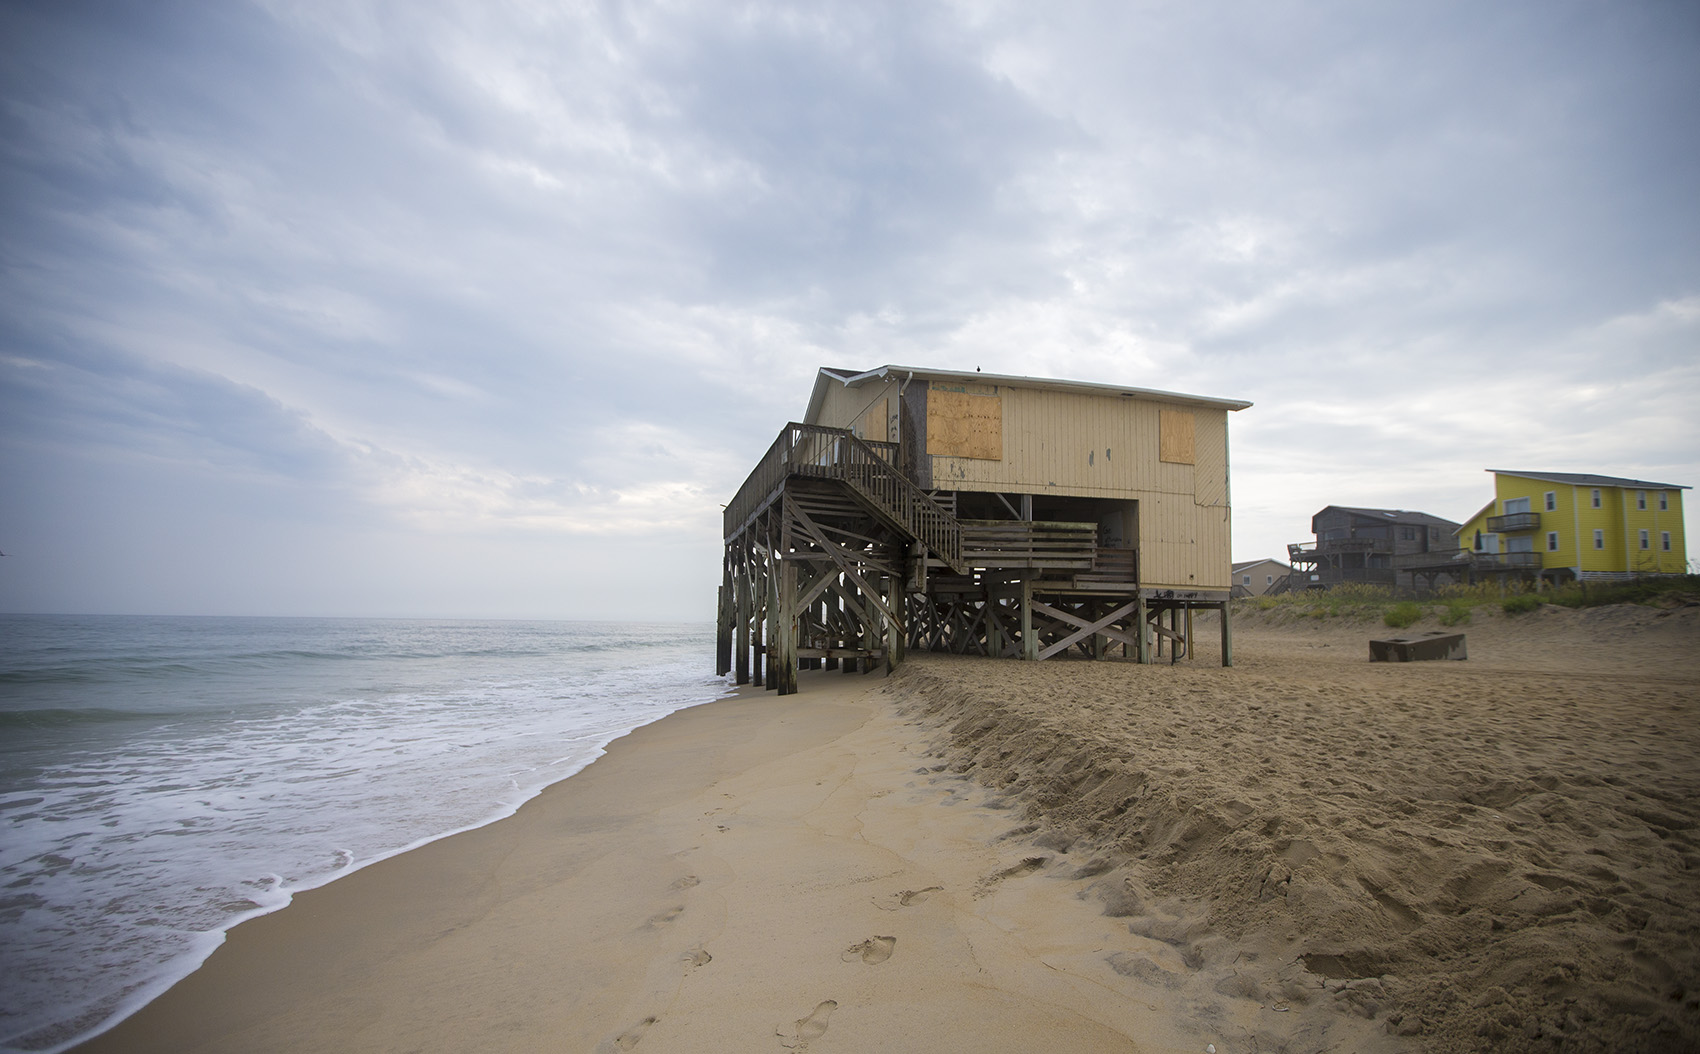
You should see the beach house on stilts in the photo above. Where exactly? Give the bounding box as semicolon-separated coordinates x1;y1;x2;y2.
717;366;1252;693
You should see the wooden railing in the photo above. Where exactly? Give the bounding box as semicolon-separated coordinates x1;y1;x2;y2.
724;423;964;572
1486;512;1541;533
960;520;1097;570
1392;549;1543;572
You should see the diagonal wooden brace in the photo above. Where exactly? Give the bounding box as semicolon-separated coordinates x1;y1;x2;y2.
1031;599;1139;660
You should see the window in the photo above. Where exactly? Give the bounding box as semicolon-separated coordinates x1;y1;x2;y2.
1637;491;1647;511
1662;532;1673;552
1508;536;1534;553
1591;489;1602;508
1505;497;1531;515
1593;529;1604;550
1546;531;1559;552
1544;492;1556;511
1639;529;1650;550
1266;575;1274;585
1660;492;1669;511
1242;574;1251;585
1400;526;1414;541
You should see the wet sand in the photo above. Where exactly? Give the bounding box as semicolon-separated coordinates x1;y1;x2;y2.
74;602;1699;1053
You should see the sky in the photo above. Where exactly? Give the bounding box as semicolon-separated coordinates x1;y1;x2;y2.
2;0;1696;620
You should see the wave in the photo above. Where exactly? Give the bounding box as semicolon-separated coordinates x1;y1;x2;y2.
0;707;196;730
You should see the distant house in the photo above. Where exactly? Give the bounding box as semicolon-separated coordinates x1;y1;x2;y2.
1231;558;1289;596
1450;471;1690;585
1287;506;1461;590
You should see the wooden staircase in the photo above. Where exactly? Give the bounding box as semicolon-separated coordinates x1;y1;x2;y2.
724;423;967;574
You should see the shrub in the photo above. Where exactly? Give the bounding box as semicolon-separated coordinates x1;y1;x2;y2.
1383;601;1423;628
1501;594;1542;615
1438;600;1473;626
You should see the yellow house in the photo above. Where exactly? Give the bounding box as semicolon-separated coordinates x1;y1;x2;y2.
1455;471;1690;584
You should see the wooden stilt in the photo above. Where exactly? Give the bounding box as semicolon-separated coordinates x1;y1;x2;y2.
715;559;732;677
778;508;798;695
1136;596;1150;664
885;566;905;672
734;549;751;685
1220;601;1233;667
1020;580;1037;661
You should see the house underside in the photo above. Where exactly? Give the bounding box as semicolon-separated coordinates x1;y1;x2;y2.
717;424;1231;695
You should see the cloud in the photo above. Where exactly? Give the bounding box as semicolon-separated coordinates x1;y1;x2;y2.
2;0;1696;613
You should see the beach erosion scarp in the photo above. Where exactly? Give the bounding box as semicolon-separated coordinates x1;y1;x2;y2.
888;603;1700;1054
71;603;1700;1054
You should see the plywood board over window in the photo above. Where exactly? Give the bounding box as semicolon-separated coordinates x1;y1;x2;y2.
1159;409;1195;465
855;398;888;443
927;389;1002;460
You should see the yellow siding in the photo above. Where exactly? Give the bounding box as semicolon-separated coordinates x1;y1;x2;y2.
1482;474;1689;574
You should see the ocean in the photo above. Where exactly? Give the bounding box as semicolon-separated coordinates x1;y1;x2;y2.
0;614;729;1052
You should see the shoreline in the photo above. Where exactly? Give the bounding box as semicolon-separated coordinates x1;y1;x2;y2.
69;670;1226;1053
65;604;1700;1052
25;690;733;1054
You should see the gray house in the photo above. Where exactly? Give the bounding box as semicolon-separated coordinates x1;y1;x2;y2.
1287;506;1461;590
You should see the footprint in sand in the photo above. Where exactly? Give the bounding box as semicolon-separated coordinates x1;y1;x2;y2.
899;886;942;907
595;1015;657;1053
842;936;896;964
682;946;712;968
778;1000;837;1050
875;886;943;911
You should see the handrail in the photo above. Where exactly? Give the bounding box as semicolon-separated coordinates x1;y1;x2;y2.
724;423;965;573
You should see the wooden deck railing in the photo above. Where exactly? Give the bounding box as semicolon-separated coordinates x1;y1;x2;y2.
724;423;964;572
960;520;1097;570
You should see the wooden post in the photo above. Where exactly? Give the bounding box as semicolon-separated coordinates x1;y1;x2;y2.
1093;599;1107;660
1136;596;1150;664
751;589;765;688
886;569;905;672
765;550;780;692
734;550;751;685
716;556;732;677
1219;600;1233;667
1184;604;1193;663
825;586;840;670
1020;580;1037;661
778;511;798;695
843;579;859;675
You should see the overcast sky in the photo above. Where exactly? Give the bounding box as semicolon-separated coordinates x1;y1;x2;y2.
2;0;1696;619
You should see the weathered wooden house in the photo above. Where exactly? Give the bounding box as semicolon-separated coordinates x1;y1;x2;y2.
1286;506;1461;591
717;366;1252;693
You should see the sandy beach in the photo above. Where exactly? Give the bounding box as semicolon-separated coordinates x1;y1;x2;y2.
73;602;1699;1054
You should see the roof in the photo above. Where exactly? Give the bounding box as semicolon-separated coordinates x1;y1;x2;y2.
806;365;1252;422
1232;558;1290;571
1488;470;1691;491
1314;505;1462;530
1453;499;1497;536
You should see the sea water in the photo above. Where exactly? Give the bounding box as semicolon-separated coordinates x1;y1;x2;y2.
0;615;729;1052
